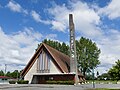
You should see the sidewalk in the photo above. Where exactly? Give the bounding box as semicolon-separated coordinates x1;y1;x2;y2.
0;84;120;90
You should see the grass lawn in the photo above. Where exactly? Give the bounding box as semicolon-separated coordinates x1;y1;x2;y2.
87;80;117;84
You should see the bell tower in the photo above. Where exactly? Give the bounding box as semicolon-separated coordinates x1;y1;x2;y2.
69;14;78;84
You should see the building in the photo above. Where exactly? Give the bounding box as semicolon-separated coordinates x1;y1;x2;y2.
21;43;84;84
0;76;12;84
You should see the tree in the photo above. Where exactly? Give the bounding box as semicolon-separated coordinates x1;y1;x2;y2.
97;73;110;80
42;39;69;55
37;38;100;78
6;71;11;77
11;70;20;78
76;37;100;77
0;70;4;76
108;59;120;81
6;70;20;79
96;71;99;77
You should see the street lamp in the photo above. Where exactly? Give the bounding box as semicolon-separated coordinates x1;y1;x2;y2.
92;67;95;88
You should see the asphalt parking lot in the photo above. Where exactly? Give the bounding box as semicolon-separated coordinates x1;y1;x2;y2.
0;84;120;90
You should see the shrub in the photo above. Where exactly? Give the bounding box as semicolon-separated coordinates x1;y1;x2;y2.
46;80;74;85
17;80;29;84
9;80;16;84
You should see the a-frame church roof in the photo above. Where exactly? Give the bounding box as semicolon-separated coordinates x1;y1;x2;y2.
21;43;71;77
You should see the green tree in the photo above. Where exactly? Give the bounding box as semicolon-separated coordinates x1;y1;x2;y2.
6;70;20;79
42;39;69;55
97;71;99;77
108;59;120;81
97;73;110;80
6;71;11;77
12;70;20;79
0;70;4;76
76;37;100;77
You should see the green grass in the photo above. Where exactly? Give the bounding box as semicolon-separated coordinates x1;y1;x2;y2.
87;80;117;84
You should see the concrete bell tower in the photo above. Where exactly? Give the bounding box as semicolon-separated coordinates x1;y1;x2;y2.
69;14;78;84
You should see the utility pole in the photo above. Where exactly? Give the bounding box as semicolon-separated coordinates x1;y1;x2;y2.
69;14;78;85
5;64;7;74
4;64;7;83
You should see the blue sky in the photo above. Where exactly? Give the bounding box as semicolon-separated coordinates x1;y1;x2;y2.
0;0;120;75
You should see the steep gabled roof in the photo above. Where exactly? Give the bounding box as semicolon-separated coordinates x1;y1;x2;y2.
43;43;70;73
21;43;70;77
21;43;84;77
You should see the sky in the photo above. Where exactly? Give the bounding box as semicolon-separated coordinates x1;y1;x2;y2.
0;0;120;75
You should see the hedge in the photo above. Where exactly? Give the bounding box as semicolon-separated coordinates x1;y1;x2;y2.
46;80;74;85
17;80;29;84
9;80;16;84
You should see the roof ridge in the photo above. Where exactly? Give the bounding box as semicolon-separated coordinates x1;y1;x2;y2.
21;42;70;76
42;43;69;58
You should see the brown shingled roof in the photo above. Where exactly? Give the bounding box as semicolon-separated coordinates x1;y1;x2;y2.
43;43;70;73
21;43;83;77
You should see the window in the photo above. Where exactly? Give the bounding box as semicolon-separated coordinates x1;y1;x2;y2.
38;51;51;73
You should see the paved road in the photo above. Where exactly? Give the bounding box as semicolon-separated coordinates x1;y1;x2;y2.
0;84;120;90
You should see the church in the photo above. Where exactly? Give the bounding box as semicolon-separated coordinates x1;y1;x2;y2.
21;14;84;84
21;43;84;84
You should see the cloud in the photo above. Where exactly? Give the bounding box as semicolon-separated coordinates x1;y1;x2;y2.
94;29;120;74
0;26;43;71
31;10;50;24
46;1;102;36
7;0;28;14
31;10;41;22
29;1;101;35
7;0;21;12
1;0;120;75
45;1;120;75
99;0;120;19
45;34;57;40
12;27;43;45
51;21;66;32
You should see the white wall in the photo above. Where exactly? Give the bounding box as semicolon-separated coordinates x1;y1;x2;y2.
24;54;62;83
24;59;37;83
50;59;61;73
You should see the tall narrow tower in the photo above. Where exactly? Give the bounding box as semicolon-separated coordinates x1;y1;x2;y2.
69;14;78;84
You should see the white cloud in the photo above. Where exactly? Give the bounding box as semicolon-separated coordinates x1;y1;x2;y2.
12;27;43;45
94;29;120;74
0;26;43;71
44;1;120;75
7;0;28;14
31;10;50;24
1;0;120;75
99;0;120;19
51;21;66;32
76;28;120;75
31;10;41;22
7;0;21;12
45;34;57;40
47;1;102;36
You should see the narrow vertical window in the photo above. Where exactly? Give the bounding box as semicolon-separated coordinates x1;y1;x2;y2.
42;52;44;71
39;53;42;71
48;54;50;71
46;54;48;70
38;51;51;73
44;53;47;71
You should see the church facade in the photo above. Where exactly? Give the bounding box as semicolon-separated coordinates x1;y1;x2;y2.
21;43;84;84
